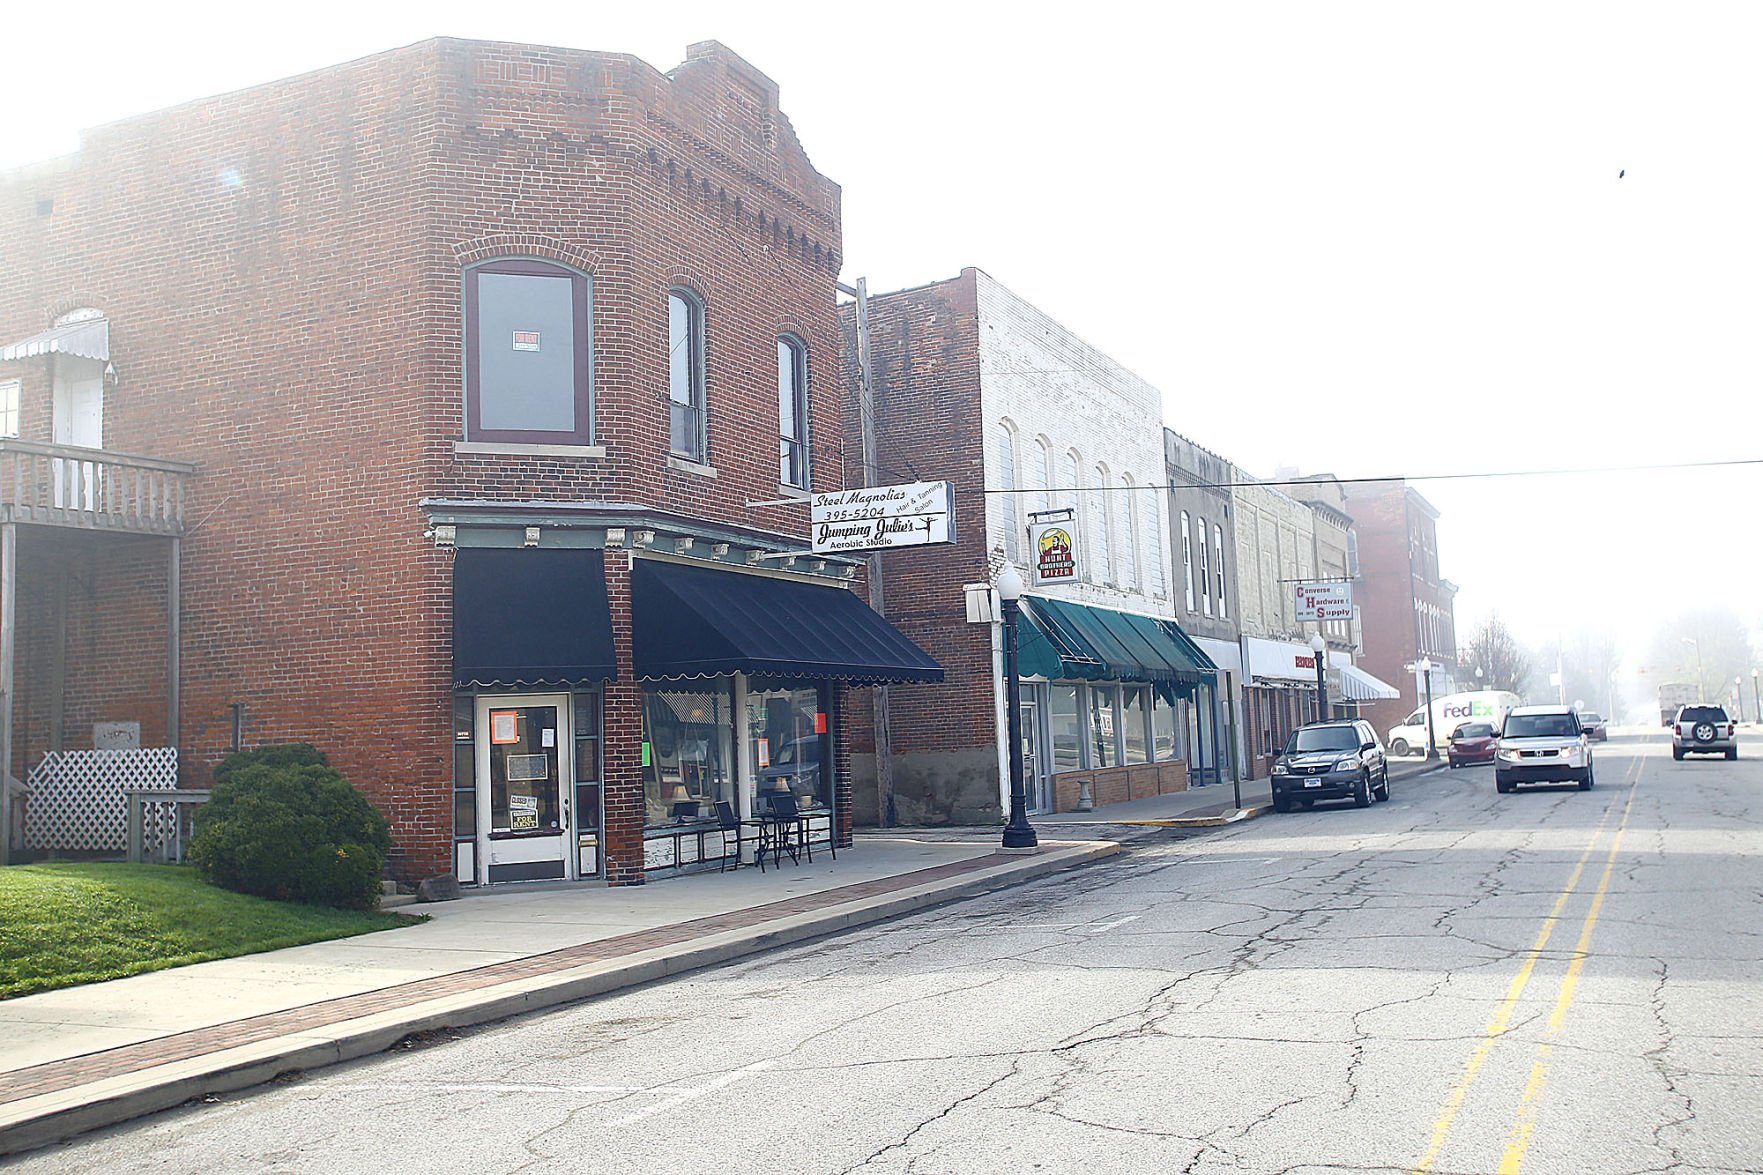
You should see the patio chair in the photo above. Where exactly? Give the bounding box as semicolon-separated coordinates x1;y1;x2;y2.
714;801;744;872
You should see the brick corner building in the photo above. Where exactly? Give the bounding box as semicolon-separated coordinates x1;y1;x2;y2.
0;38;941;884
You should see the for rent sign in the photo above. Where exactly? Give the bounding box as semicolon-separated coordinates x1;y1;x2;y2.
1294;581;1353;622
811;481;955;554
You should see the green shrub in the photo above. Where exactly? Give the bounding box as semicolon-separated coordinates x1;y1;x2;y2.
190;749;391;910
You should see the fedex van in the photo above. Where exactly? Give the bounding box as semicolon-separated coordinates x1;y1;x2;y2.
1386;691;1522;756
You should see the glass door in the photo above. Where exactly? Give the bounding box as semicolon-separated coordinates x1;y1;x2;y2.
1019;686;1052;813
476;694;570;883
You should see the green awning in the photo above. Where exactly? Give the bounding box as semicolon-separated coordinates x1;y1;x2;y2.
1015;596;1217;696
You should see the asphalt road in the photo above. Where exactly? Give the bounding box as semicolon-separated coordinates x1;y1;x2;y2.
14;734;1760;1174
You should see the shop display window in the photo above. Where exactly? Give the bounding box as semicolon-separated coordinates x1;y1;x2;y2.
642;684;734;827
748;679;830;811
1050;685;1082;771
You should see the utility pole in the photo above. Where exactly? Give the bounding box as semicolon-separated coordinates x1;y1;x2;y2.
839;277;895;827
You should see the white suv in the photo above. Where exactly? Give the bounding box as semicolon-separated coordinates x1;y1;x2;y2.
1494;705;1594;794
1672;705;1737;760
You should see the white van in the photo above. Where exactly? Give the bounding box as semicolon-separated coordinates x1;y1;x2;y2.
1386;691;1522;756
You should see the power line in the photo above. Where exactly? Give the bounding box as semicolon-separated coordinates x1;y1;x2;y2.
974;455;1763;496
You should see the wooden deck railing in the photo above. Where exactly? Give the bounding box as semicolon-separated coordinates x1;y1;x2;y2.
0;440;194;535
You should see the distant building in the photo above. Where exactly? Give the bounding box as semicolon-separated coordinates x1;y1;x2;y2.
1340;480;1459;737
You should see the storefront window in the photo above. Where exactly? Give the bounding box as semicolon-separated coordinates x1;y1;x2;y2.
642;684;734;827
1123;687;1149;764
747;678;831;811
1089;685;1119;768
1152;692;1177;761
1050;684;1082;771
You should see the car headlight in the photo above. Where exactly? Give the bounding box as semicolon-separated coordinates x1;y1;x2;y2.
1333;757;1362;772
1498;748;1521;761
1272;762;1290;775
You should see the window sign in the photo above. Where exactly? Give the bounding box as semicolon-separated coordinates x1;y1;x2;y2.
489;710;519;744
1030;520;1079;586
756;737;771;768
511;330;540;352
510;793;539;831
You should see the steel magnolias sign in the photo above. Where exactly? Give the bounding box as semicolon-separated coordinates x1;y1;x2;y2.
811;481;955;554
1294;580;1354;622
1030;519;1080;586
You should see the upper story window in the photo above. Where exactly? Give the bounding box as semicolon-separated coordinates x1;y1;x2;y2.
1029;437;1051;515
1119;474;1139;592
1197;514;1212;615
1213;523;1228;619
997;422;1021;563
668;289;707;462
0;380;18;438
777;335;808;487
464;259;593;445
1180;511;1196;610
1091;463;1112;585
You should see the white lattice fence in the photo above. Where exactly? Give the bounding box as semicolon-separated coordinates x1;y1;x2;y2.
23;748;179;853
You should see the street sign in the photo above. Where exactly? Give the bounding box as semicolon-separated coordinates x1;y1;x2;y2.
1294;580;1353;622
811;480;955;554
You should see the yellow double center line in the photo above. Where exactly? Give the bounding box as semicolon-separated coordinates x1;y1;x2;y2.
1411;753;1644;1174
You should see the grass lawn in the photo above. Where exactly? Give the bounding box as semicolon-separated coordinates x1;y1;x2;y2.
0;862;424;1000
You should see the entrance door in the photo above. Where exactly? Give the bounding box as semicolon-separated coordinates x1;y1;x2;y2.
1019;690;1052;813
476;694;570;883
52;356;103;507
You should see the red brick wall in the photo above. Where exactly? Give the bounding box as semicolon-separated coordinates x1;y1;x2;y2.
0;38;844;880
841;272;1001;824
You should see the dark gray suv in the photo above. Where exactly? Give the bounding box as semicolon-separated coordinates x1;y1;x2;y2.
1271;720;1390;812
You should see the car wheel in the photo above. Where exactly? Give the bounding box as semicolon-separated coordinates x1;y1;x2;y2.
1672;747;1685;761
1391;739;1411;757
1579;763;1594;790
1694;722;1716;743
1727;747;1738;761
1375;768;1391;801
1273;795;1293;814
1496;776;1513;794
1354;770;1372;808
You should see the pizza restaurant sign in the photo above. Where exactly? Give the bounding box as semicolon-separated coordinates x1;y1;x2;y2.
811;481;954;554
1029;519;1080;587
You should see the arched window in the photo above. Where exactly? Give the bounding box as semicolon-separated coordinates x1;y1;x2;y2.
668;288;706;461
1029;437;1052;516
1091;463;1112;585
464;258;593;444
1120;473;1140;592
1145;490;1166;599
1197;514;1212;615
996;421;1021;563
777;335;809;487
1180;511;1196;609
1062;450;1085;579
1213;522;1228;618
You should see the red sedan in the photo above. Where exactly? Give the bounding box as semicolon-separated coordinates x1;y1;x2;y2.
1448;722;1499;767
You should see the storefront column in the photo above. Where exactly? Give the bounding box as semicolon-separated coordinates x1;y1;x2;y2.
733;673;754;862
601;549;645;886
832;683;854;849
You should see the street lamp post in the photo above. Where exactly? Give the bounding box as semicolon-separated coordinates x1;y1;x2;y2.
1752;668;1759;726
1419;657;1438;760
1309;632;1328;721
996;562;1038;851
1682;636;1704;701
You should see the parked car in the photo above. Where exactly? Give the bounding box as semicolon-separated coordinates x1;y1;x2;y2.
1447;722;1499;767
1578;712;1608;741
1495;705;1593;794
1271;720;1390;812
1672;705;1737;760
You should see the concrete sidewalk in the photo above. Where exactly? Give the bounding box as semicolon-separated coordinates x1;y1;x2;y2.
0;833;1120;1157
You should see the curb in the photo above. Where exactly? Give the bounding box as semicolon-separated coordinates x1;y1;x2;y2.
1115;802;1274;828
0;840;1120;1157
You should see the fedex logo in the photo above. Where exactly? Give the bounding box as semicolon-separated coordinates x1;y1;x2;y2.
1441;701;1496;720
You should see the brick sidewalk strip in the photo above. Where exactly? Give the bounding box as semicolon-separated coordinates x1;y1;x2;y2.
0;852;1018;1107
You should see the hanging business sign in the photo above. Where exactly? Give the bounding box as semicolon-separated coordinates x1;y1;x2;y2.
811;481;954;553
1029;519;1080;587
1294;580;1353;622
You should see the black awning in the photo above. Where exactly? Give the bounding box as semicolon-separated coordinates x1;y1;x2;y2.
631;558;943;686
453;547;617;688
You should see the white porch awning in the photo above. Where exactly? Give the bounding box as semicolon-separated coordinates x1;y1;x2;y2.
0;317;109;363
1338;663;1402;701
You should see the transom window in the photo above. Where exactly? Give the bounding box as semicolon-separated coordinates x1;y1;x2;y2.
669;289;707;462
464;259;593;445
778;335;809;487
